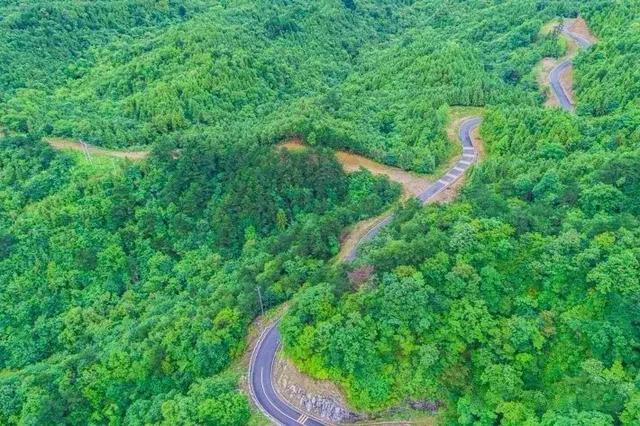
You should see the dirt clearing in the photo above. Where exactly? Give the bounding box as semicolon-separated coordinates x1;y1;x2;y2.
280;139;432;199
46;138;149;161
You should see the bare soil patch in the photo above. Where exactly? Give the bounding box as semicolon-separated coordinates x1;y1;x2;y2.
336;151;433;198
46;138;149;161
538;58;561;108
279;139;432;199
566;17;598;44
328;147;434;262
333;109;485;261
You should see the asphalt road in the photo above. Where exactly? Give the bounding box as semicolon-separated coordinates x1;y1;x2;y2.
249;117;481;425
250;323;325;426
249;20;595;426
345;116;482;261
549;59;574;111
549;23;594;111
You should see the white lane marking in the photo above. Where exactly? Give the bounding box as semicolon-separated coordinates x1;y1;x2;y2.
268;343;321;426
462;153;475;159
459;160;472;165
453;166;465;172
298;414;309;424
463;146;475;152
260;367;300;424
249;323;283;426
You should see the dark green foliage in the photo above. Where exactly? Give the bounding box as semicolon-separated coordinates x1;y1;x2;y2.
0;1;211;95
2;0;574;172
2;0;640;424
281;2;640;423
0;135;398;424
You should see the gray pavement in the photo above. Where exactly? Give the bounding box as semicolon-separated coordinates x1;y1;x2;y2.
249;117;482;425
345;116;482;261
550;22;594;111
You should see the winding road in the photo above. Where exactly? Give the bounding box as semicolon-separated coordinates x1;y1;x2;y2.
549;22;594;111
345;117;482;262
250;18;595;425
249;117;481;426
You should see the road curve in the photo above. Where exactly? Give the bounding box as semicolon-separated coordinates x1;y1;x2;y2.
249;117;482;425
249;323;325;426
549;22;594;111
345;116;482;261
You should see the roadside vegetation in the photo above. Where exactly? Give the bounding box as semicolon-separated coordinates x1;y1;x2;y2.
2;0;573;173
281;2;640;424
0;133;398;425
1;0;639;425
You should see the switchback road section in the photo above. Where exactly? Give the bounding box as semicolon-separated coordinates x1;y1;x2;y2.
549;20;595;111
249;116;482;426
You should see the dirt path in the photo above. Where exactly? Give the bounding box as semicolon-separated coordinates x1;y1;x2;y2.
538;17;597;108
280;137;438;263
46;138;149;161
254;117;483;425
280;140;432;199
335;110;484;261
336;211;393;262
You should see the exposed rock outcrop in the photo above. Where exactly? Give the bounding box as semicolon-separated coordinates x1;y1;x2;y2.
273;352;360;423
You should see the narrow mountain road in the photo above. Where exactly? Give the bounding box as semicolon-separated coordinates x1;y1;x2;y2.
549;22;594;111
345;116;481;261
249;117;482;426
250;324;325;426
549;59;574;111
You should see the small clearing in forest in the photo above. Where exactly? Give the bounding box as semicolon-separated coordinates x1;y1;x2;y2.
46;138;149;161
279;139;432;199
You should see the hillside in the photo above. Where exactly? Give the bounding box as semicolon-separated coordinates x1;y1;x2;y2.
281;2;640;424
1;1;639;425
3;0;573;172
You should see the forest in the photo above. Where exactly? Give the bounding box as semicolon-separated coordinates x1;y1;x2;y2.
1;0;573;172
281;1;640;424
1;0;638;425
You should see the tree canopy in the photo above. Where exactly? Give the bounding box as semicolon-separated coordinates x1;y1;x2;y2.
2;0;639;424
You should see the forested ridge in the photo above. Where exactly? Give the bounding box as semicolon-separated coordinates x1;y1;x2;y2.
281;2;640;424
1;0;639;425
2;0;573;172
0;133;399;424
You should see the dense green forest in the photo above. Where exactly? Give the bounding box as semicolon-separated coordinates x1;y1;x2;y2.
281;2;640;424
1;0;572;172
1;0;639;424
0;134;398;424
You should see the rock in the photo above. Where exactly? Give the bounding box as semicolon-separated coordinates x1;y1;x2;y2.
408;399;443;412
284;383;357;423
